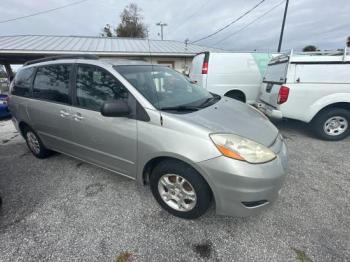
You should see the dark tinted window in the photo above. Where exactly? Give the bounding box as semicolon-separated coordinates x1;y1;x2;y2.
12;67;35;97
33;64;71;104
76;65;129;111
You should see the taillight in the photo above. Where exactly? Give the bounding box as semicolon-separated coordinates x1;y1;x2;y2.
202;61;208;74
277;86;289;104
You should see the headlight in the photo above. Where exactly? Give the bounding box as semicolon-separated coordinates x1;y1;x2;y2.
210;134;276;164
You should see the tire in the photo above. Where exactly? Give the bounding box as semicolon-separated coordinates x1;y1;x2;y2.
311;108;350;141
23;127;52;158
150;160;212;219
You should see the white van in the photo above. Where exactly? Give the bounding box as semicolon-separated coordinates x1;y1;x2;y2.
189;52;275;104
255;49;350;141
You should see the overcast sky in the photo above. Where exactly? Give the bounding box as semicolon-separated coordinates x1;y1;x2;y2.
0;0;349;52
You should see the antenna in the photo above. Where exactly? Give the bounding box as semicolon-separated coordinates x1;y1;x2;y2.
184;38;189;50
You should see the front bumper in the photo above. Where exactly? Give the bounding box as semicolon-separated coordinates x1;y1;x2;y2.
197;140;288;217
255;101;283;119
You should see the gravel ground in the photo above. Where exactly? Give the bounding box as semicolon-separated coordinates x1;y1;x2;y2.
0;118;349;262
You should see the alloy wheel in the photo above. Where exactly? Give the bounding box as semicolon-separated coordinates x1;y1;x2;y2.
157;174;197;212
26;131;40;154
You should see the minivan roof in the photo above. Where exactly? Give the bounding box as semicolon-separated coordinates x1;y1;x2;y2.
22;56;153;69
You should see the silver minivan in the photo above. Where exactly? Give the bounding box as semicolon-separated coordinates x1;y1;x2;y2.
9;56;288;219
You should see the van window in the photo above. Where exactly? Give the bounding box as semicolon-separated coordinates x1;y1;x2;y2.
12;67;35;97
33;64;71;104
75;65;129;111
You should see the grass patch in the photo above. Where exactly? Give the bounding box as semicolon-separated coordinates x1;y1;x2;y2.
116;251;133;262
292;247;312;262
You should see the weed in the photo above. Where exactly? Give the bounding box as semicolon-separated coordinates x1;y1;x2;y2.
116;251;133;262
292;247;312;262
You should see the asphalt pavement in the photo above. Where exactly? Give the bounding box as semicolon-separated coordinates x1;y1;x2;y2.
0;118;349;262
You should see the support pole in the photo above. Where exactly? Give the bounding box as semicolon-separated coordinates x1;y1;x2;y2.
3;63;14;81
277;0;289;52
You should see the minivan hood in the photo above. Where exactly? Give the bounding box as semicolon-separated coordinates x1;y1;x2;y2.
174;97;279;147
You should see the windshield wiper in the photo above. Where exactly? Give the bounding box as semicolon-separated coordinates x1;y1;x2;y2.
199;95;220;108
160;105;199;111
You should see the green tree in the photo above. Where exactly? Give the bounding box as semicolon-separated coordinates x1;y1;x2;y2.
302;45;318;52
115;3;147;38
100;4;147;38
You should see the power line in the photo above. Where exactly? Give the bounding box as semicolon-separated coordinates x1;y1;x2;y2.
0;0;90;24
213;0;286;46
190;0;266;44
179;0;211;26
171;0;211;36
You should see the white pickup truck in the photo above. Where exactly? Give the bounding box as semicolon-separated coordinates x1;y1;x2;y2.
255;49;350;141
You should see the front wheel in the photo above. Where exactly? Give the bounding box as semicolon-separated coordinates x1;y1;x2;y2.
150;160;212;219
311;108;350;141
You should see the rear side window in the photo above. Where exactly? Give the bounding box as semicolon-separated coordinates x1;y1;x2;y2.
33;64;71;104
75;65;129;111
12;67;35;97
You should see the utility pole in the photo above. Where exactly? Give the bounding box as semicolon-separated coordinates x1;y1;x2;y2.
277;0;289;52
156;22;168;40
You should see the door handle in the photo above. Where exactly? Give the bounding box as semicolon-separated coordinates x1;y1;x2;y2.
60;109;71;118
73;112;84;121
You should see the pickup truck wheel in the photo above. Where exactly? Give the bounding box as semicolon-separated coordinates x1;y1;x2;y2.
150;160;212;219
23;127;52;158
311;108;350;141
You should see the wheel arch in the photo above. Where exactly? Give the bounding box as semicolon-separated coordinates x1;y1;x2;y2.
311;102;350;122
141;155;216;203
18;121;31;137
224;89;246;102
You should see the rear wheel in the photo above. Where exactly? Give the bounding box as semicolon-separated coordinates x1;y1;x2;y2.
311;108;350;141
150;160;212;219
23;127;52;158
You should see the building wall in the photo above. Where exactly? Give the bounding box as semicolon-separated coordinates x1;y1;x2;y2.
100;56;193;74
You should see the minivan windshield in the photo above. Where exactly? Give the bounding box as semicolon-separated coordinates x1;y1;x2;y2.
114;65;218;111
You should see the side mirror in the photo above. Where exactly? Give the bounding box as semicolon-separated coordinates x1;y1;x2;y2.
101;100;130;117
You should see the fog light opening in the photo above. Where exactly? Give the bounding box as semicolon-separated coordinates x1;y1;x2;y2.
241;200;269;208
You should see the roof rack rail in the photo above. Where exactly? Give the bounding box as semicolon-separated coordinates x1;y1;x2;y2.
291;48;349;57
24;54;99;66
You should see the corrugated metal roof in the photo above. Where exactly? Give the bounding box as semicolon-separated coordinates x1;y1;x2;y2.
0;35;222;57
